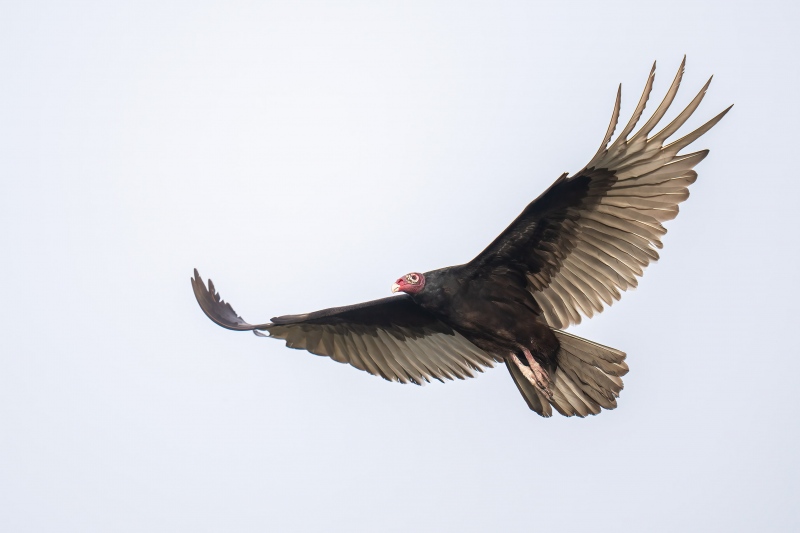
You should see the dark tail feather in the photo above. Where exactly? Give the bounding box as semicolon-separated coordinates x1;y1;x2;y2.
508;330;628;418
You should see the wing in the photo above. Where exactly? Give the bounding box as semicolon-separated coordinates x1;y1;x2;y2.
191;269;498;384
467;58;731;329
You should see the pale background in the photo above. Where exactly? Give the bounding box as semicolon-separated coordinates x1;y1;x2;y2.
2;1;798;531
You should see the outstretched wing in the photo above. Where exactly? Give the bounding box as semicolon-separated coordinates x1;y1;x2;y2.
191;269;498;384
467;58;731;329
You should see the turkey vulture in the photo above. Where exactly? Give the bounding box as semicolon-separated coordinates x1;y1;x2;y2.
192;58;730;418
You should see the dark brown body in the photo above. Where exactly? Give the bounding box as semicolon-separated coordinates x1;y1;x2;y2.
412;266;560;373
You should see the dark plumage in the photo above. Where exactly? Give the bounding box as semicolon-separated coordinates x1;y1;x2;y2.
192;58;730;418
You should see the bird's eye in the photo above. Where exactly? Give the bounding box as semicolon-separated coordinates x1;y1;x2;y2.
407;274;419;284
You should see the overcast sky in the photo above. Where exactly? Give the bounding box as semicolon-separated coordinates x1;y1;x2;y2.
2;1;798;531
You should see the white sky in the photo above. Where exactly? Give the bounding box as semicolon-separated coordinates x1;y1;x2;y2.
2;1;798;531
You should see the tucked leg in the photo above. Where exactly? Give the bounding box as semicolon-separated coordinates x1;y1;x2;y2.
510;347;553;400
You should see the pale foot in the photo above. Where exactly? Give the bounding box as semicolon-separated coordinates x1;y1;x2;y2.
511;347;553;400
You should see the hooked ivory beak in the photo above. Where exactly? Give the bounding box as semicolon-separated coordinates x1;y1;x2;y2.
391;282;400;293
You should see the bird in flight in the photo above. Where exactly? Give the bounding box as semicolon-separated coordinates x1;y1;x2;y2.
192;58;730;418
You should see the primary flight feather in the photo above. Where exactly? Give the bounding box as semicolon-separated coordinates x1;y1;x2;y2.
192;58;730;418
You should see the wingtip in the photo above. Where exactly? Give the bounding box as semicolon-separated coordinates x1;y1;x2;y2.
708;104;734;125
190;269;269;332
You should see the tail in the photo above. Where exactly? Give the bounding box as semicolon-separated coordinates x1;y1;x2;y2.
506;330;629;418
